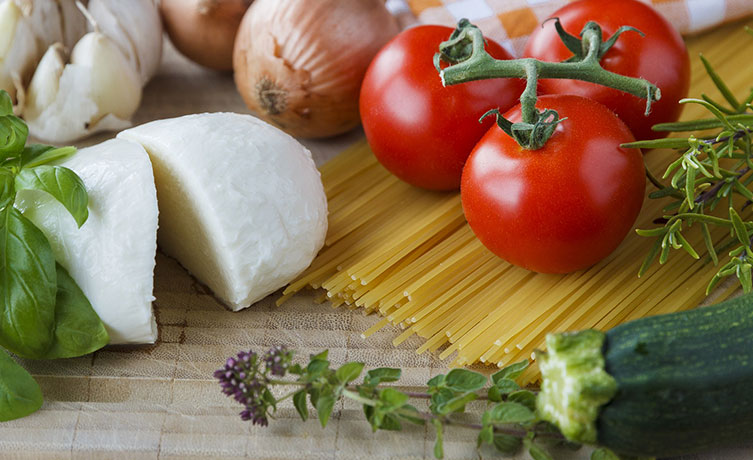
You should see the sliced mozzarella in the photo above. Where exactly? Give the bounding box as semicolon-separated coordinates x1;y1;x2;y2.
118;113;328;311
15;138;159;344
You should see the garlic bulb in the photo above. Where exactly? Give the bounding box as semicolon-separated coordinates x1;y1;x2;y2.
23;0;161;142
24;31;142;142
0;0;86;103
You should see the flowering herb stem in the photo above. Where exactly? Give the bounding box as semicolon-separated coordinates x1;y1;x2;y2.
215;346;590;460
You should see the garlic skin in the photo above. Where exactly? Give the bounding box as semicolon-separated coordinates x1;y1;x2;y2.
0;0;86;103
24;31;142;143
86;0;162;84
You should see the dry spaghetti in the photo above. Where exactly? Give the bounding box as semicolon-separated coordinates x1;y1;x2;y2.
279;140;736;382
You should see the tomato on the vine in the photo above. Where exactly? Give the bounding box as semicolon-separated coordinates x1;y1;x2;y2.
360;25;525;191
523;0;690;141
461;95;645;273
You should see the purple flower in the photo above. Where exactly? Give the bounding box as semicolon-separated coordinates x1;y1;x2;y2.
264;345;293;377
215;349;273;426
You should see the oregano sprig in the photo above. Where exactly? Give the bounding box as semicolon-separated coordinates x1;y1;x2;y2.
625;48;753;295
217;346;634;460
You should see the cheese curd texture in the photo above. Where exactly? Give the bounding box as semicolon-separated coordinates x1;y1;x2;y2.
119;113;328;310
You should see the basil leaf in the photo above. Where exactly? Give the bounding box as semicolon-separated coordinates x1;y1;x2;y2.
0;350;43;421
0;168;14;210
21;145;76;169
17;145;54;168
41;263;108;359
0;115;28;159
0;207;56;358
0;91;12;116
15;165;88;227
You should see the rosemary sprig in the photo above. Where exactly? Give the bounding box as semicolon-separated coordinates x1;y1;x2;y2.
624;51;753;295
216;346;629;460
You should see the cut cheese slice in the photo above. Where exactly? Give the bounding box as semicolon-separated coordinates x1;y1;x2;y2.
118;113;328;311
15;138;159;344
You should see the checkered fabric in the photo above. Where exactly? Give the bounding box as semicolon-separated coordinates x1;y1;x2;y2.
400;0;753;56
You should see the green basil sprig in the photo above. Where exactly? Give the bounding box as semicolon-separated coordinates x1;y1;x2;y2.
0;90;108;422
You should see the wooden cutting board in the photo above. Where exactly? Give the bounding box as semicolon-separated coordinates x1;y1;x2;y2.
2;19;753;460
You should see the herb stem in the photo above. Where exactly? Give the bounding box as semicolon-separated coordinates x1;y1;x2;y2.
646;166;666;190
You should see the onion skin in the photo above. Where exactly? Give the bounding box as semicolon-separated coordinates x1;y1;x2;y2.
161;0;252;71
233;0;400;138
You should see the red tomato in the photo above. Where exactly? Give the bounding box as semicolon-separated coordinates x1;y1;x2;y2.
461;95;645;273
360;25;525;191
523;0;690;141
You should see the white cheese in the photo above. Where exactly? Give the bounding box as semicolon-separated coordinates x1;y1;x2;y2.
15;138;159;344
118;113;328;311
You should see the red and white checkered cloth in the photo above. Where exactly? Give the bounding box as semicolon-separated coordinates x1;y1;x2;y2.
387;0;753;56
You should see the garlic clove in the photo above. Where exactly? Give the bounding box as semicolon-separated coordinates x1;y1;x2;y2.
24;42;64;122
15;138;159;344
118;113;329;311
25;32;141;143
86;0;162;84
0;0;36;100
0;0;21;58
70;31;141;120
0;0;86;105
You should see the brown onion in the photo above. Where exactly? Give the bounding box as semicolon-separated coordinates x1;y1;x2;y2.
233;0;399;138
161;0;253;71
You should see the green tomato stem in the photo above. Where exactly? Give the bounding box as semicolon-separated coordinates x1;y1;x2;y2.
437;20;661;150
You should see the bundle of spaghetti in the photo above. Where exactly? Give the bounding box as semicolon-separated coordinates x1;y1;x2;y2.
279;140;737;383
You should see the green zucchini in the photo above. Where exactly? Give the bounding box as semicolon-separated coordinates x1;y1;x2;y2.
536;293;753;457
